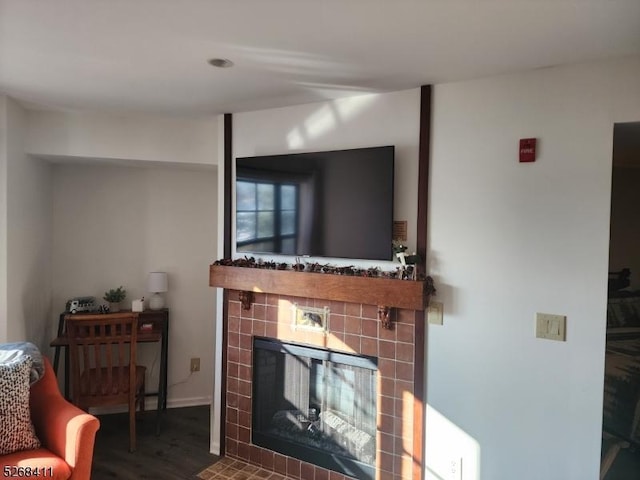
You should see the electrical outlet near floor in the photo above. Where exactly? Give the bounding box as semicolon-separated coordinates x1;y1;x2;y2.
448;457;463;480
190;357;201;373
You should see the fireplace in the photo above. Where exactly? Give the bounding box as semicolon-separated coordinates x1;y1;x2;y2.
252;338;377;479
210;265;430;480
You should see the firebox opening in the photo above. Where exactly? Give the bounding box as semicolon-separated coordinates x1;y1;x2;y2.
252;337;378;480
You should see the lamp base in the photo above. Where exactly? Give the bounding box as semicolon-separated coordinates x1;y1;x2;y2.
149;293;165;310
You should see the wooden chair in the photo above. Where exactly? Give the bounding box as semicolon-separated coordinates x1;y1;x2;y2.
65;312;146;452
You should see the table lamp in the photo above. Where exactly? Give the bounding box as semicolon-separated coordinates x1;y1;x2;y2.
147;272;168;310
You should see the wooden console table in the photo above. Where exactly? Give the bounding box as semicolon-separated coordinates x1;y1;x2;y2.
50;309;169;419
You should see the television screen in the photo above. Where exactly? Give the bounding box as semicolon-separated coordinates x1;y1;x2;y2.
235;146;394;261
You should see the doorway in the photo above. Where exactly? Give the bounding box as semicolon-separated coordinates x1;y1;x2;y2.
601;121;640;479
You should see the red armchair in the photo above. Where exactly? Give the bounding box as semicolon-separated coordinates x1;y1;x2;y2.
0;357;100;480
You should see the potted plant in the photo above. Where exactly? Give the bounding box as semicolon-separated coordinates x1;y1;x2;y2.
103;286;126;312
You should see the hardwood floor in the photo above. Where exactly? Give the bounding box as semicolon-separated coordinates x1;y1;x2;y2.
92;405;219;480
604;446;640;480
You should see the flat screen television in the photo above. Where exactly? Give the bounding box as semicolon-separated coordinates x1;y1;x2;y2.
235;146;394;261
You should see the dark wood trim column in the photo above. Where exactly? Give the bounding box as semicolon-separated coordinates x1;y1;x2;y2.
417;84;431;265
413;84;432;480
223;113;233;258
220;112;233;455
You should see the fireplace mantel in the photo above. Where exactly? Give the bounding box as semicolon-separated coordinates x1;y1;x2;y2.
209;264;430;311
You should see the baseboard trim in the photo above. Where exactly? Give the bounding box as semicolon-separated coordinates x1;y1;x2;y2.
90;396;211;415
167;396;212;409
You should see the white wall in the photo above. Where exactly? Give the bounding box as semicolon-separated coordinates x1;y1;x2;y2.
27;110;218;166
52;163;217;406
426;56;640;480
1;97;53;347
0;96;8;340
0;104;220;407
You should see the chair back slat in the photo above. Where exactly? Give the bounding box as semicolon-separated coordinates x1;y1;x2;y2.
65;312;140;405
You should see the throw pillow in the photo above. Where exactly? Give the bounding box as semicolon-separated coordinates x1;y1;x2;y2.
0;342;44;384
0;355;41;455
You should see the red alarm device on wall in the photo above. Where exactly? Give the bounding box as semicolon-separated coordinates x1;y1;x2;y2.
519;138;537;162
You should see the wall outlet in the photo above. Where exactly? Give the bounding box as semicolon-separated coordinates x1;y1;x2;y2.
448;457;463;480
190;357;201;373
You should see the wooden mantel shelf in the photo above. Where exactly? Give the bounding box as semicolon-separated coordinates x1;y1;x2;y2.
209;264;429;311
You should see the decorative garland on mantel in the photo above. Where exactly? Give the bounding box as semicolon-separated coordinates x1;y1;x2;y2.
213;256;436;296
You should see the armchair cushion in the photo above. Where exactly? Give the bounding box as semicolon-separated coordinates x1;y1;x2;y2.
0;355;41;455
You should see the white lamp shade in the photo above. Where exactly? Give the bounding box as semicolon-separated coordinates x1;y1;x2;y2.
147;272;168;293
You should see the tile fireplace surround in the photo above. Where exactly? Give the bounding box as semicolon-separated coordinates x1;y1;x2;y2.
211;265;429;480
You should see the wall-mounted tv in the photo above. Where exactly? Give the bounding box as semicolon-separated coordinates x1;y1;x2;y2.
235;146;394;261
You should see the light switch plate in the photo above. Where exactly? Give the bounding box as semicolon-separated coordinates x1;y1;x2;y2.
536;312;566;341
428;301;444;325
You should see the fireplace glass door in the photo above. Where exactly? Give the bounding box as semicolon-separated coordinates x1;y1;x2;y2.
253;338;377;479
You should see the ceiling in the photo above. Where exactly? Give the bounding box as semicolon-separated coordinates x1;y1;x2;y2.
1;0;639;116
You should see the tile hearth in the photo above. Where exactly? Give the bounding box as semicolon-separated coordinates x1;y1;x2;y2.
197;458;294;480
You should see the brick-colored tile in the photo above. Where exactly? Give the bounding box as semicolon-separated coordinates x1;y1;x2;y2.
238;410;251;428
250;445;262;464
260;449;274;470
227;407;238;425
227;361;239;379
361;304;378;319
238;395;251;413
378;450;396;475
227;439;238;457
286;457;301;478
238;426;250;443
239;348;252;366
238;379;251;397
343;333;360;352
237;442;250;464
300;462;315;480
314;466;329;480
345;302;361;317
229;331;240;347
254;304;266;320
395;323;414;343
395;342;414;363
361;318;378;338
228;346;240;363
360;336;378;356
229;315;241;333
378;340;396;359
239;333;252;350
396;361;414;382
238;364;251;381
378;358;395;379
227;392;239;409
396;308;416;324
344;316;362;335
329;314;345;333
227;377;239;395
229;301;241;317
240;318;253;334
379;323;397;342
273;453;287;475
329;300;346;314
